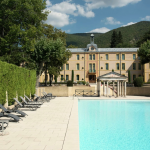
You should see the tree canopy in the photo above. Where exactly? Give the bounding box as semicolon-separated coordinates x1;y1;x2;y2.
138;40;150;64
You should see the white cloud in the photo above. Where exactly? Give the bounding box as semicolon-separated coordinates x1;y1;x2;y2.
102;17;121;25
65;29;71;33
141;16;150;21
88;27;110;33
85;0;141;9
45;0;95;27
122;22;136;27
46;11;70;28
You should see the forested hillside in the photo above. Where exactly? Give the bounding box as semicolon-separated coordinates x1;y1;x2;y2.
66;21;150;48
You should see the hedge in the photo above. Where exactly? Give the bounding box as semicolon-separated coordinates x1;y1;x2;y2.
0;61;36;105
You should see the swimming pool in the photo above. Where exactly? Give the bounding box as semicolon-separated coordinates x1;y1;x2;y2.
78;100;150;150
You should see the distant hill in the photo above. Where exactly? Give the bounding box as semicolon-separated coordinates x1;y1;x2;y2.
66;21;150;48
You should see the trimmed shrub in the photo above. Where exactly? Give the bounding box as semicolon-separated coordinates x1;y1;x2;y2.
0;61;36;105
67;80;73;87
112;69;114;72
133;77;143;87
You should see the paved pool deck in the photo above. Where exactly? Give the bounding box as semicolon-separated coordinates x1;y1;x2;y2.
1;96;150;150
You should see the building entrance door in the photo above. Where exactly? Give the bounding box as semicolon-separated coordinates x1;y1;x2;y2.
89;75;96;83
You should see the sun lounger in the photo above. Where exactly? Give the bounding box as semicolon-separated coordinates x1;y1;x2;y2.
0;119;9;132
42;92;56;99
24;95;43;105
0;104;27;117
20;96;41;108
34;94;50;102
0;112;21;122
13;98;38;111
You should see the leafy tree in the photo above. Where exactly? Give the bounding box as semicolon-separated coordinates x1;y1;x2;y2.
138;40;150;64
110;30;118;48
116;43;135;48
128;70;131;83
0;0;48;65
136;29;150;47
72;70;74;82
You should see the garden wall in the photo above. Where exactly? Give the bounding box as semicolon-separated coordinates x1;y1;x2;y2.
127;87;150;96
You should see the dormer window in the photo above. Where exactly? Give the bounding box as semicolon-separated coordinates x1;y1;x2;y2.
91;45;95;50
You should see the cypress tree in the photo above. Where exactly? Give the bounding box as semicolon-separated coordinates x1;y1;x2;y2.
128;70;131;83
118;31;123;44
110;30;118;48
55;76;57;83
71;70;74;82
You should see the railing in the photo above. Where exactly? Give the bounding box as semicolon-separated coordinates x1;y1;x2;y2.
75;89;98;97
89;69;96;73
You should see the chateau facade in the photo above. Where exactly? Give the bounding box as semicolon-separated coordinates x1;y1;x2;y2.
40;34;150;83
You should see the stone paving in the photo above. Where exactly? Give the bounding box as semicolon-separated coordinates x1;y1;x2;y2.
0;97;79;150
1;96;150;150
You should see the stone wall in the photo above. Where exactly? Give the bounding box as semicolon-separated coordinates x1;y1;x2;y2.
127;87;150;96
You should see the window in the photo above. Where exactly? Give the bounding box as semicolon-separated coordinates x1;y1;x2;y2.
133;75;136;81
66;75;69;81
106;54;108;60
106;63;109;70
76;75;79;81
122;63;125;70
93;64;95;72
122;54;125;60
93;54;95;60
61;75;63;81
116;54;119;60
133;54;136;60
89;63;95;72
66;64;69;70
76;63;79;70
138;56;140;60
77;54;79;60
89;54;92;60
133;63;136;70
138;63;141;70
66;57;69;61
116;63;119;70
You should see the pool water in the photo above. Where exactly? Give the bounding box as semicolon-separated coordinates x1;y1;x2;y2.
78;100;150;150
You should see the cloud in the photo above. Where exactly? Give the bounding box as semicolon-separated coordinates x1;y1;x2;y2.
141;16;150;21
84;0;141;9
45;11;71;28
102;17;121;25
45;0;95;27
87;27;110;33
122;22;136;27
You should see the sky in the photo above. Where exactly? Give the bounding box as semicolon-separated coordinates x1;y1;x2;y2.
45;0;150;34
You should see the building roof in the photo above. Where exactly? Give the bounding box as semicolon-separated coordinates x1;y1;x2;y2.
68;48;139;53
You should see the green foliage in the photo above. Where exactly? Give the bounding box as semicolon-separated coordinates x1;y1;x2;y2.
112;69;114;72
128;70;131;83
133;77;143;87
55;76;57;83
77;81;86;85
138;40;150;64
110;30;118;48
67;80;73;87
0;61;36;105
136;29;150;47
66;21;150;48
67;44;78;48
71;70;74;82
0;0;48;64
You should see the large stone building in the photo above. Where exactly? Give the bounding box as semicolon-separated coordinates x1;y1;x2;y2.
40;34;150;83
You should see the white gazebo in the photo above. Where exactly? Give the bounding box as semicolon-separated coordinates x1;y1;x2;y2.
97;72;128;97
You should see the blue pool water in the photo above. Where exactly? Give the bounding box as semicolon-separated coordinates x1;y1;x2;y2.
78;100;150;150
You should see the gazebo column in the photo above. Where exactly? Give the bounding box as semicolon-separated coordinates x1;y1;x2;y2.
112;81;114;96
117;81;119;97
124;81;126;97
119;81;121;96
103;81;105;96
122;81;124;97
106;81;108;97
99;80;101;97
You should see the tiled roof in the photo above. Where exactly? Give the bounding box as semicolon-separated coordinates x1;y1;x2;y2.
68;48;139;53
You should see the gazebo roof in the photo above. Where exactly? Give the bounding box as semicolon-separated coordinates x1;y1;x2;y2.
97;72;128;81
